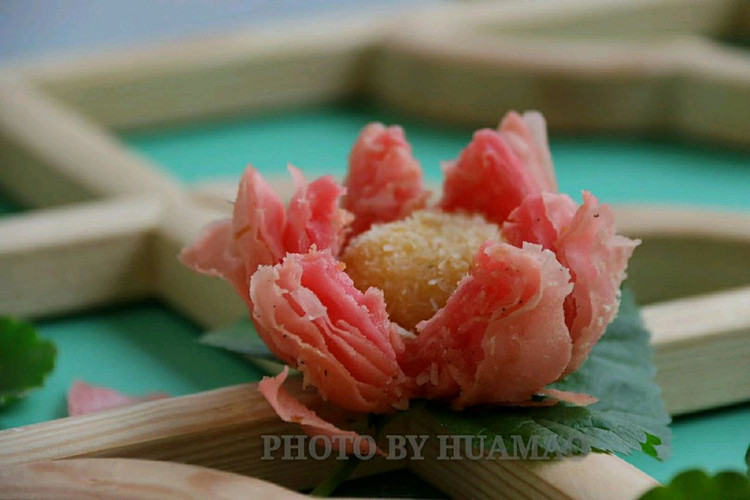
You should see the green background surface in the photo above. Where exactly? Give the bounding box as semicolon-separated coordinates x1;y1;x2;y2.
2;103;749;493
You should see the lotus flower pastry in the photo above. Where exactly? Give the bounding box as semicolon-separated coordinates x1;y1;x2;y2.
181;111;638;449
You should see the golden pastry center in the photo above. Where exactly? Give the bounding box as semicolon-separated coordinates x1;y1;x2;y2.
341;210;502;331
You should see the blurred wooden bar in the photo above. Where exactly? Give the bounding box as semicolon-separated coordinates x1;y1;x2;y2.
0;197;160;318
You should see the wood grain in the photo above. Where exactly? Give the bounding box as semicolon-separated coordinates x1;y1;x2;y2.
0;459;311;499
0;379;400;491
408;412;659;500
0;376;659;499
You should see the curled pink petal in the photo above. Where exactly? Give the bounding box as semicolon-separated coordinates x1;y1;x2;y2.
344;123;429;236
183;166;352;302
250;250;411;413
498;111;557;192
259;367;382;456
440;129;544;225
541;388;598;406
283;165;352;256
179;219;250;305
67;381;168;416
503;192;578;250
504;192;639;375
233;165;287;275
556;192;639;374
401;242;573;408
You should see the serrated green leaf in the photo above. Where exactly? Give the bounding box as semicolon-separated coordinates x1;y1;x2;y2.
639;470;750;500
0;317;57;406
418;289;672;460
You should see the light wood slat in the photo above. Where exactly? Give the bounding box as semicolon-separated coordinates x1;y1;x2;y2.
440;0;742;37
615;205;750;304
408;415;659;500
0;197;161;318
0;459;313;500
0;377;661;499
5;0;746;146
0;378;657;499
372;0;750;145
646;286;750;415
614;205;750;240
0;74;182;208
0;379;401;491
15;13;396;130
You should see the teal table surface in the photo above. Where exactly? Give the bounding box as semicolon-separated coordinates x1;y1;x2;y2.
2;103;749;494
126;102;750;210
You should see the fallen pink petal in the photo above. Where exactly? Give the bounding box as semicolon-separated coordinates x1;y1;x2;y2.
182;110;639;445
259;367;383;456
67;381;168;416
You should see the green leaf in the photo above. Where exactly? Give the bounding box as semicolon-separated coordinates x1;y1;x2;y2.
200;318;289;376
418;289;672;460
639;470;750;500
0;317;57;406
200;317;273;358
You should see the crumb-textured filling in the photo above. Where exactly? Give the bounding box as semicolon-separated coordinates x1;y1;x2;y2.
341;210;503;331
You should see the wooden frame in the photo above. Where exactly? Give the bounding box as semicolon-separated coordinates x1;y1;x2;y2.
1;0;748;498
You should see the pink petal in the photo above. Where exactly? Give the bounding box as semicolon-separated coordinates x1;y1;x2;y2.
498;111;558;192
502;192;578;250
440;129;544;225
401;242;573;408
503;192;639;376
233;165;287;276
555;192;639;375
67;381;168;416
541;388;598;406
258;367;382;456
344;123;429;236
182;166;352;302
250;250;411;413
179;219;250;305
283;166;352;256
